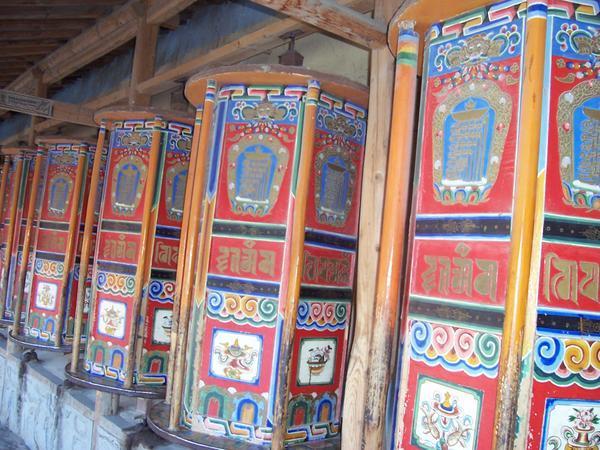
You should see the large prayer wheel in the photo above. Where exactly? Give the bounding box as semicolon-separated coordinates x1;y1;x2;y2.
9;138;104;352
66;108;193;398
0;146;42;327
385;1;599;450
147;65;368;448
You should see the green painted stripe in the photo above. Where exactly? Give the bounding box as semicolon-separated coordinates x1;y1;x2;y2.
396;51;418;66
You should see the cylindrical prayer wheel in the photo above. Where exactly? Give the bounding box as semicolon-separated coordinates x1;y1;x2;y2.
9;138;105;352
66;108;193;398
386;1;599;450
0;146;42;327
147;65;368;448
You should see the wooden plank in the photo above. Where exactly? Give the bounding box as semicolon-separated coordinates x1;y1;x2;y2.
0;6;109;20
249;0;386;48
341;0;398;447
137;18;314;95
146;0;197;24
128;13;159;106
0;29;77;41
0;20;94;31
0;89;96;126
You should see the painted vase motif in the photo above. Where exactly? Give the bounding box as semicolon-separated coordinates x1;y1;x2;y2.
548;408;600;450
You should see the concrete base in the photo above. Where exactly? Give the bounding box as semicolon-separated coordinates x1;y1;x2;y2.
0;335;184;450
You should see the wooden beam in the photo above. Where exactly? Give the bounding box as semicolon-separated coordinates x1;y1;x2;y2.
0;30;77;40
341;0;399;448
248;0;386;48
0;89;95;127
128;11;159;106
0;6;109;20
0;19;94;31
147;0;197;24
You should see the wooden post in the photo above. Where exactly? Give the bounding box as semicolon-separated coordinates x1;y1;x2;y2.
11;146;45;334
0;159;10;241
341;0;399;448
175;81;217;430
132;125;164;378
72;124;108;371
0;155;24;319
27;70;46;147
270;79;321;449
165;107;205;424
492;2;547;449
362;22;419;450
51;144;88;345
91;391;119;450
122;119;163;389
129;8;159;107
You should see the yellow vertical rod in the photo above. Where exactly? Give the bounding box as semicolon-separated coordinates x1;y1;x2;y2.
52;144;88;345
174;81;217;430
123;119;163;389
271;80;321;449
0;155;24;319
362;22;420;450
492;2;548;449
165;108;207;427
71;124;108;371
11;147;44;334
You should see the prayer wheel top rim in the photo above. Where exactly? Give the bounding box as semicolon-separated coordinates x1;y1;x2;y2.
1;145;36;156
185;64;369;108
94;106;193;126
388;0;498;55
35;136;96;147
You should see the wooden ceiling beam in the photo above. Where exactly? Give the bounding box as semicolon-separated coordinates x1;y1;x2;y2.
6;0;123;5
147;0;197;24
0;19;95;30
248;0;386;49
0;89;96;127
0;30;78;41
5;0;199;94
0;6;109;20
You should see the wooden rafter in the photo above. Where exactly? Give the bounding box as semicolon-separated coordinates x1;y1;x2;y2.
0;89;95;127
248;0;386;48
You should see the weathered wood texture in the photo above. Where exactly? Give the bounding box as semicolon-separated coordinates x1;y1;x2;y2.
128;15;159;106
0;89;96;127
248;0;386;48
341;0;399;448
363;20;419;450
492;10;547;450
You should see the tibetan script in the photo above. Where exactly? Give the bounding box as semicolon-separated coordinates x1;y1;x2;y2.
216;240;276;278
421;242;499;301
543;252;599;304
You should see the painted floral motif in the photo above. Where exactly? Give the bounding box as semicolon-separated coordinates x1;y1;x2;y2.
34;282;57;311
412;376;481;450
297;338;336;386
97;299;126;339
544;400;600;450
210;330;261;384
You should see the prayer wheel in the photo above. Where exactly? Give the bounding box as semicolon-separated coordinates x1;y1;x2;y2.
385;1;599;450
66;108;193;398
0;146;42;327
147;65;368;448
8;138;104;352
